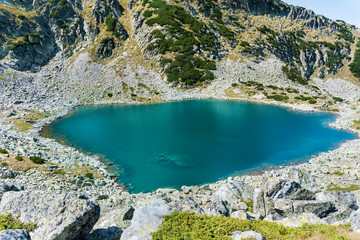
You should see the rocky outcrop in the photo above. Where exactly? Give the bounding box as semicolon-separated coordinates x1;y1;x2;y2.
120;199;173;240
350;209;360;233
97;38;116;59
0;229;30;240
87;206;134;240
0;191;100;240
92;0;124;24
231;230;265;240
0;181;20;200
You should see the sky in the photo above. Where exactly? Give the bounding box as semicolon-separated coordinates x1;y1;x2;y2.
282;0;360;28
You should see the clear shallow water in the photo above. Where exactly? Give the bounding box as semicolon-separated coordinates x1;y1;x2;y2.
43;100;357;193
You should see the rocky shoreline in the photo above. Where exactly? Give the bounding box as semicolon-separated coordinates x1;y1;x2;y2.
1;55;360;239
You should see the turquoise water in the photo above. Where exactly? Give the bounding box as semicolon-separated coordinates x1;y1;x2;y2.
43;100;357;193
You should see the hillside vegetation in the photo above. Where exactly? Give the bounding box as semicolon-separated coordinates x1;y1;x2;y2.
0;0;359;88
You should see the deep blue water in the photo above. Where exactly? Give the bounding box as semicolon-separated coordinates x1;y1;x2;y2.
43;100;357;193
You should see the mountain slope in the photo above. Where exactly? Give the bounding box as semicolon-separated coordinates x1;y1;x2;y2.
0;0;359;107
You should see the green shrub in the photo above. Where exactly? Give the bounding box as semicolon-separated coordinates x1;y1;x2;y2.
105;14;117;32
144;0;218;86
0;149;8;154
152;211;352;240
349;41;360;78
0;213;37;232
231;83;238;87
267;94;289;102
333;97;344;102
54;169;66;175
100;37;113;44
239;41;250;47
309;99;317;104
15;156;23;161
17;15;26;20
1;163;8;167
29;156;45;164
85;172;94;179
107;93;113;98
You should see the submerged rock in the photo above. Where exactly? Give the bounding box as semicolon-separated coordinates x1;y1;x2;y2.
0;191;100;240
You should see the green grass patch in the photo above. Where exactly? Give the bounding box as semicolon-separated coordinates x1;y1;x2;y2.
331;171;344;176
0;213;37;232
15;156;23;161
152;211;352;240
327;184;360;191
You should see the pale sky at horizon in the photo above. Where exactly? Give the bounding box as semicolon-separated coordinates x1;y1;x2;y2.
282;0;360;28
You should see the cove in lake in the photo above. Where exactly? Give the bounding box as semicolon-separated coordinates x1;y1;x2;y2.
43;100;357;193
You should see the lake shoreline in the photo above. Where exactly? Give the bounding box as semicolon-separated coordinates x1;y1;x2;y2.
40;98;358;194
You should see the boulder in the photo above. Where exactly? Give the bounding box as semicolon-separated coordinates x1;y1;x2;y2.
350;209;360;233
0;181;20;200
203;201;229;216
0;229;30;240
266;180;315;200
120;199;173;240
293;200;336;218
253;187;266;219
276;213;327;227
315;191;358;211
87;206;134;240
0;191;100;240
97;38;116;59
230;210;249;220
213;181;253;213
231;230;265;240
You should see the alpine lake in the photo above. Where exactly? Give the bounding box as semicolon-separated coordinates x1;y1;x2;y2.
42;100;358;193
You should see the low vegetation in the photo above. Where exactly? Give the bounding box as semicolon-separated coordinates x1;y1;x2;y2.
0;149;8;154
349;41;360;79
152;211;353;240
327;184;360;192
0;213;37;232
85;172;94;179
143;0;218;86
29;156;45;164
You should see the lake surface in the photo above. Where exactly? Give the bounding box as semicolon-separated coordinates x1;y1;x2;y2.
43;100;357;193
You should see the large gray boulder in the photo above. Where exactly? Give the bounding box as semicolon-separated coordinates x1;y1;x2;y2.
120;199;173;240
276;213;327;227
87;206;134;240
0;181;20;200
293;200;336;218
316;191;358;224
231;230;265;240
0;191;100;240
212;181;253;213
266;180;315;200
350;209;360;233
0;229;30;240
315;191;358;211
253;187;266;219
